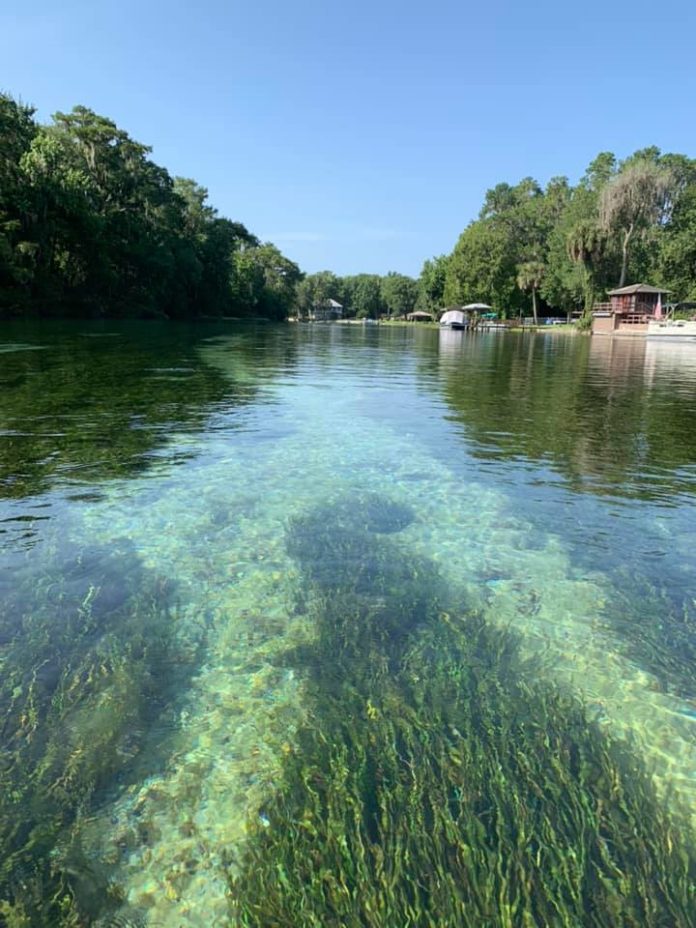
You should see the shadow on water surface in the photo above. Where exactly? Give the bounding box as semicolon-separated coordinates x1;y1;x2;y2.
230;493;696;927
0;537;205;927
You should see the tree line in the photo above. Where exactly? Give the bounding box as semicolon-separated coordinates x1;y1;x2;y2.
286;148;696;323
2;92;695;322
295;270;419;319
0;94;301;319
430;148;696;321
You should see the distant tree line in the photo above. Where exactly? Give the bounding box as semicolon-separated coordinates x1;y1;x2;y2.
295;270;419;319
419;148;696;320
0;94;301;319
3;93;695;324
293;148;696;324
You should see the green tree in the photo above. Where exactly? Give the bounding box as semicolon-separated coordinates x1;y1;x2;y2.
341;274;384;318
599;158;675;288
295;271;341;318
516;261;545;324
541;156;616;314
444;220;517;312
247;243;302;320
568;220;609;311
445;176;565;316
0;94;301;321
380;272;418;317
418;255;449;311
658;164;696;300
0;95;38;309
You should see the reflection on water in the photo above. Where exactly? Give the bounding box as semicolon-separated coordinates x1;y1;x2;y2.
438;328;696;501
0;322;272;505
1;322;696;925
644;336;696;388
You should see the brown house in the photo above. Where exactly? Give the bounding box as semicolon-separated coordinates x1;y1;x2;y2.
591;284;670;336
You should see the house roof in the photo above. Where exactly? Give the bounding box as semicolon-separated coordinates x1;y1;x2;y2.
607;283;671;296
325;298;343;308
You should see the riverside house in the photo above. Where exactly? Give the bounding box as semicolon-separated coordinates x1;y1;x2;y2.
309;298;343;321
591;284;670;336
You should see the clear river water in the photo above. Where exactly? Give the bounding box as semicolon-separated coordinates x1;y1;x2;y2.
1;321;695;926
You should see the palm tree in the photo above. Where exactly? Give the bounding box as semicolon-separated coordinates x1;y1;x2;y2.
566;220;606;315
516;261;545;325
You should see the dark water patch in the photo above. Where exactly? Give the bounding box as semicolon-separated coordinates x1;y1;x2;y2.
229;495;696;927
0;538;203;926
0;321;277;501
525;493;696;702
65;492;106;503
92;908;150;927
0;514;49;525
286;496;428;669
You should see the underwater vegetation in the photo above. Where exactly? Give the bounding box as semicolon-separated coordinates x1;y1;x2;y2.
293;491;416;537
285;493;429;665
229;494;696;927
602;565;696;702
0;539;200;927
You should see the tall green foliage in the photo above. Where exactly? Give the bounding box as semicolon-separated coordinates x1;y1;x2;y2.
599;156;675;288
658;158;696;301
342;274;385;318
379;271;418;317
418;254;449;310
0;97;39;307
5;91;696;320
443;177;560;316
0;94;298;320
295;271;342;318
437;149;696;317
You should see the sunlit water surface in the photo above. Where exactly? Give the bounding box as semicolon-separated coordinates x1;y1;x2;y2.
1;321;696;925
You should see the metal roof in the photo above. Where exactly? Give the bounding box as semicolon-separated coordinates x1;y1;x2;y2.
607;283;671;295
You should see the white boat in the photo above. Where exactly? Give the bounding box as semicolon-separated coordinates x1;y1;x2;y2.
440;309;468;330
647;319;696;339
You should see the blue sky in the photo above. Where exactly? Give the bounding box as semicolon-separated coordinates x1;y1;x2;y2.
2;0;695;277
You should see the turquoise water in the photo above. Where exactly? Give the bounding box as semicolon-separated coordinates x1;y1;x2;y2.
1;322;696;925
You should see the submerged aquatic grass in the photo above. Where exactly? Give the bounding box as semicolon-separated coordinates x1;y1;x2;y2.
0;540;201;927
602;566;696;702
229;495;696;927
